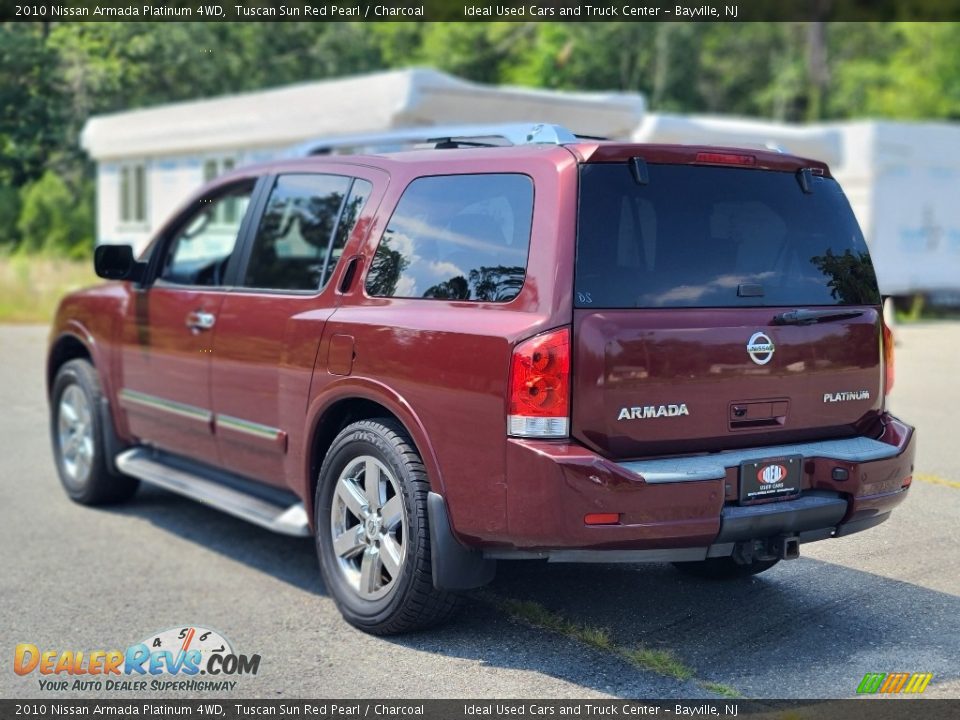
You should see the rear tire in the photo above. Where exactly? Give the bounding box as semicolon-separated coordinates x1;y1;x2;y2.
50;359;138;505
672;557;780;580
315;418;460;635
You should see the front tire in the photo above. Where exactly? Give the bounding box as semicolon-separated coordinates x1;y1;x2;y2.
50;359;138;505
672;557;780;580
315;418;459;635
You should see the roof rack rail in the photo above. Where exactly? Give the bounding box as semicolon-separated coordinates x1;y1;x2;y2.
292;123;581;157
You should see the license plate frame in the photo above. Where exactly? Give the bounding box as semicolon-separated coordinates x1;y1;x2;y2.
739;455;803;504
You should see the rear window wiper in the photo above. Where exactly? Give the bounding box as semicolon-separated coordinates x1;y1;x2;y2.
772;308;865;326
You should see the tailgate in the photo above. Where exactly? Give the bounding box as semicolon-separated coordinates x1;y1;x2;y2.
572;156;884;460
572;307;883;458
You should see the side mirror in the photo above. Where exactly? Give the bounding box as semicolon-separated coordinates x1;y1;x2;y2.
94;244;145;282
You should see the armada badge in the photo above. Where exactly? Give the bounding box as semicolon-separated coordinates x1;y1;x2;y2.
618;404;689;420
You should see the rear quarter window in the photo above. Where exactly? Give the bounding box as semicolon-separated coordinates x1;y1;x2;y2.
576;163;881;308
365;173;534;302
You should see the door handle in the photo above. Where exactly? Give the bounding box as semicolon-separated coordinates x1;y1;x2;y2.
186;310;216;332
338;256;361;294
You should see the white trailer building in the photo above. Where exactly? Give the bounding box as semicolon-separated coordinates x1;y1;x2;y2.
634;114;960;299
80;68;644;252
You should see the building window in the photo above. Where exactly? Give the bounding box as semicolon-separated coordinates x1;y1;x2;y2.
203;156;236;182
203;159;217;183
202;156;239;224
119;162;147;224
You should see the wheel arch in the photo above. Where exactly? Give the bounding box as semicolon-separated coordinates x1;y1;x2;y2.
47;328;128;477
303;382;444;528
47;330;95;398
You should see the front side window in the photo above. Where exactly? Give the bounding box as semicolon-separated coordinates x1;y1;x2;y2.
365;174;534;302
158;181;253;287
242;174;370;292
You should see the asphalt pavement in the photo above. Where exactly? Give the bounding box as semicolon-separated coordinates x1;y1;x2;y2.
1;322;958;700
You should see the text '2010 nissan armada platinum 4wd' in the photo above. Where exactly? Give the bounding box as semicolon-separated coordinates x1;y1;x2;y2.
48;124;915;634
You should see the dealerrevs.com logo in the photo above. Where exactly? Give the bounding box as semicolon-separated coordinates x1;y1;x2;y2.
14;626;260;692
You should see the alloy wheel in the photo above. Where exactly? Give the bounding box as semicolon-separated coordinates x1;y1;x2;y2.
329;455;407;601
57;384;94;488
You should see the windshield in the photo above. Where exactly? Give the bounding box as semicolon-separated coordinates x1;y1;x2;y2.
575;163;881;309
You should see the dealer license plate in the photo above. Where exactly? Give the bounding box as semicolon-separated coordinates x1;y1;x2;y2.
739;455;802;504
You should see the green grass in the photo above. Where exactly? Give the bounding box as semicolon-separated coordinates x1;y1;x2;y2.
893;293;960;323
619;647;693;681
0;255;97;323
491;597;614;651
699;681;742;698
483;593;744;696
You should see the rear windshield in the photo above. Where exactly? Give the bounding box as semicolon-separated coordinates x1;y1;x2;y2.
575;163;881;308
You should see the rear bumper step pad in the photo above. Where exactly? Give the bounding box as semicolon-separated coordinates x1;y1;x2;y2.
617;435;901;484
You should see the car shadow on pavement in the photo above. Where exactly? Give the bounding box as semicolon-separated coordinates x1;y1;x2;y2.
466;559;960;698
106;486;960;699
105;484;323;593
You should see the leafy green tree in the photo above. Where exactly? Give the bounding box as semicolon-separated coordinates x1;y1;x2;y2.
831;23;960;119
0;186;21;249
414;23;533;84
505;23;659;92
824;23;898;119
0;24;65;187
16;171;93;258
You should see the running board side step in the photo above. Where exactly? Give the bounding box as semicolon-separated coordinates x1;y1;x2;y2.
115;448;310;537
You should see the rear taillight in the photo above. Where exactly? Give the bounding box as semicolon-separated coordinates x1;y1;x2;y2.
882;322;895;395
507;327;570;438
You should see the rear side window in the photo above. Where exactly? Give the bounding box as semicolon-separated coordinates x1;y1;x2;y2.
576;163;881;308
365;174;533;302
243;174;370;292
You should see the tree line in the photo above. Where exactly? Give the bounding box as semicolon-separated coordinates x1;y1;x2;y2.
1;21;958;257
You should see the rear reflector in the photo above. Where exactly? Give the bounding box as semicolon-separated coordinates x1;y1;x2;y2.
902;475;912;488
508;416;569;437
882;321;895;395
585;513;620;526
507;327;570;439
694;152;756;167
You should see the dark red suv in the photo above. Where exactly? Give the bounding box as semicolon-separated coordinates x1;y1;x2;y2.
48;125;915;634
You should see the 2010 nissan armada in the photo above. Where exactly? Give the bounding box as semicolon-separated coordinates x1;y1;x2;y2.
48;125;915;634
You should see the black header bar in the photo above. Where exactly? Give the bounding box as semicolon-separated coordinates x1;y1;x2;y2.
2;699;960;720
3;0;960;23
